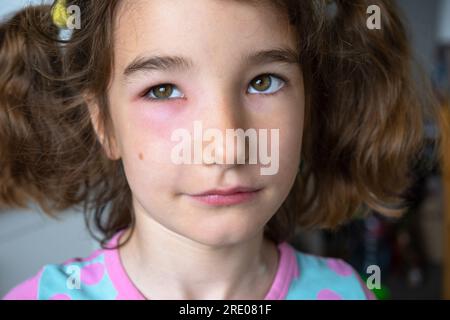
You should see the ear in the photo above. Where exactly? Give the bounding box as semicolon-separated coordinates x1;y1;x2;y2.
85;95;121;160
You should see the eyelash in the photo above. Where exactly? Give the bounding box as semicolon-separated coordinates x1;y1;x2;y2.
140;73;290;102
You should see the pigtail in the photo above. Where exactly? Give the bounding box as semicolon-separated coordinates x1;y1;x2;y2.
0;0;132;247
0;5;58;210
293;0;439;229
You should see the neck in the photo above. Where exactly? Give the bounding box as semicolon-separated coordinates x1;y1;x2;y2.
118;214;279;300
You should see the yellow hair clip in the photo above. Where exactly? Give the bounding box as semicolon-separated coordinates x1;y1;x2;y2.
52;0;69;28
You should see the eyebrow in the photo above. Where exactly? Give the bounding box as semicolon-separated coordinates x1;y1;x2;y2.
122;47;300;81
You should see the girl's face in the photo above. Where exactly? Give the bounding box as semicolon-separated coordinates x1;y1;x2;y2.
101;0;305;246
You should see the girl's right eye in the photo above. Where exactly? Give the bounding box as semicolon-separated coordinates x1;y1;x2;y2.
142;84;184;101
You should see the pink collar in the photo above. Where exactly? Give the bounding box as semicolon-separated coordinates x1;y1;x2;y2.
103;229;299;300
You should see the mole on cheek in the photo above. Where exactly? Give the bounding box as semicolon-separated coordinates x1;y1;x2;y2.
138;152;144;160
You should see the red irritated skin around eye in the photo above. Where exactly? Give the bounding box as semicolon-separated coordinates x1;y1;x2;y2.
128;94;190;141
187;186;264;206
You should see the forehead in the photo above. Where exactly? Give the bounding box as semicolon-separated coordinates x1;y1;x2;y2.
113;0;298;72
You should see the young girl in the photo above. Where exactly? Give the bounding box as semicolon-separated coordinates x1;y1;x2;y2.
0;0;437;300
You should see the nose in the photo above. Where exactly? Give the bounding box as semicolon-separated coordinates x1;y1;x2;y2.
200;94;249;167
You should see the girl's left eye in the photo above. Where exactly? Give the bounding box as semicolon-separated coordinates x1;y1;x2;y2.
247;74;286;95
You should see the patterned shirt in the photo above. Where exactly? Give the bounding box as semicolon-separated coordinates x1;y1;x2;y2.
3;230;375;300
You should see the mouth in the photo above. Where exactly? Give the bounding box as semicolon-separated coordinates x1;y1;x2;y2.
187;186;263;206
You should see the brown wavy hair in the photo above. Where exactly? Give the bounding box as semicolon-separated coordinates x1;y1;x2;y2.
0;0;441;248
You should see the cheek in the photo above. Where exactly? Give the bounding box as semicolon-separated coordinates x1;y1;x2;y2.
131;102;190;140
266;125;302;200
279;127;302;166
116;103;194;192
121;133;180;199
122;101;197;161
276;103;304;176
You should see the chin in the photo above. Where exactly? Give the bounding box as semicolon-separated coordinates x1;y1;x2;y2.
182;213;268;248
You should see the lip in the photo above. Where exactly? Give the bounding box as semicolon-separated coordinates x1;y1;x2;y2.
188;187;263;206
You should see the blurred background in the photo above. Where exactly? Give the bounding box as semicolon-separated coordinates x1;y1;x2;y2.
0;0;449;299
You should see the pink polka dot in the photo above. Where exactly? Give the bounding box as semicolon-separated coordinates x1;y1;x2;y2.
80;263;105;285
317;289;342;300
327;259;353;276
50;293;72;300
